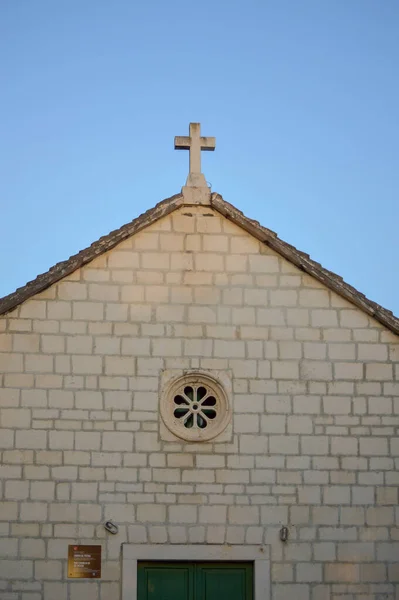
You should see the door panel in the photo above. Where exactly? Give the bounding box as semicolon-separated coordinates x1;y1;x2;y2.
137;562;252;600
138;563;193;600
196;564;252;600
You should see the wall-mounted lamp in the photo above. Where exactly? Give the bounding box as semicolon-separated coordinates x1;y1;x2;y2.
104;521;119;535
279;526;289;542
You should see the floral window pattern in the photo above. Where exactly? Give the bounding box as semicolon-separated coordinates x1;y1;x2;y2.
173;385;217;430
161;373;230;442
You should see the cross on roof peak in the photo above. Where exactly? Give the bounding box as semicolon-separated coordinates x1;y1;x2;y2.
174;123;216;189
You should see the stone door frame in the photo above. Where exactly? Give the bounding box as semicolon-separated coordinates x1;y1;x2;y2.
121;544;270;600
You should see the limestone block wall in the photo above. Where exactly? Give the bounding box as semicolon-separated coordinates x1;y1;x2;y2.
0;204;398;600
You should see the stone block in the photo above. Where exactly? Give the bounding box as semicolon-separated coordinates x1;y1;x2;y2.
261;506;288;524
284;542;312;561
333;362;363;380
193;253;223;272
240;434;268;454
71;355;102;375
302;342;326;360
292;396;320;414
269;290;297;306
52;466;78;480
274;584;309;600
169;505;197;523
311;310;338;327
312;542;336;561
213;339;245;358
313;507;339;525
301;436;328;455
0;502;18;520
360;563;387;582
272;563;294;583
228;506;259;525
137;504;166;522
366;363;393;381
0;428;14;449
287;416;313;434
323;486;350;505
230;236;260;253
182;470;215;483
325;563;359;582
296;562;322;582
0;333;12;352
199;506;227;524
104;356;134;375
20;301;47;319
73;301;104;321
104;303;129;321
71;482;98;501
66;335;93;354
328;343;356;360
74;431;101;451
368;396;392;414
4;480;29;500
49;430;74;450
358;343;388;361
299;290;329;307
225;526;245;544
352;486;375;505
20;538;46;558
366;506;394;526
30;482;56;501
135;432;160;452
0;560;33;580
249;255;279;273
49;503;77;522
340;310;369;328
330;437;358;455
36;451;62;466
376;487;398;505
323;396;351;414
16;430;47;450
272;361;299;380
152;339;182;357
269;435;299;455
359;438;388;456
257;308;285;326
69;581;98;600
157;302;186;322
286;309;310;326
337;542;375;562
43;583;67;600
300;361;332;381
20;502;48;521
298;486;321;504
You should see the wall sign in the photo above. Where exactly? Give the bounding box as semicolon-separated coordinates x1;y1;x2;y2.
68;545;101;578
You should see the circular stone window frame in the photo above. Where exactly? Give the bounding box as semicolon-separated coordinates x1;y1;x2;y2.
160;371;231;442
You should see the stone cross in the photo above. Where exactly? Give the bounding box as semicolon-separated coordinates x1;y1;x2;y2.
175;123;216;188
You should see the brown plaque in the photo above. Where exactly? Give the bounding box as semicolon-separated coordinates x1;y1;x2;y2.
68;545;101;578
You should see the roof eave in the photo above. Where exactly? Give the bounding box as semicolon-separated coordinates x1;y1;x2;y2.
0;190;398;337
0;193;183;316
210;193;399;336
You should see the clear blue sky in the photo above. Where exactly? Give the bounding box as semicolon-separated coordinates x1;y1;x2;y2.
1;1;398;315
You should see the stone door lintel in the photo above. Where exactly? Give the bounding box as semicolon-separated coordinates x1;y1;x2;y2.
122;544;270;600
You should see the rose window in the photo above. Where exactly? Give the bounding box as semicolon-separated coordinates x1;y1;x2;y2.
161;373;230;442
173;385;217;430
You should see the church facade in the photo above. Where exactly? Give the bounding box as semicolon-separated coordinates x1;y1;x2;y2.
0;124;398;600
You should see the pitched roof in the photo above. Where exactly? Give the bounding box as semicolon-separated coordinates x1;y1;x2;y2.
1;192;398;336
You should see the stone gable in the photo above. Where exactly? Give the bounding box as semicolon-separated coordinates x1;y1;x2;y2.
0;204;398;600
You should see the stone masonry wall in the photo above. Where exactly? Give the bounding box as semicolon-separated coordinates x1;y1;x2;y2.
0;205;398;600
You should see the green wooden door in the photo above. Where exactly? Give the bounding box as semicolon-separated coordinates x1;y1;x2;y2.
138;562;253;600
